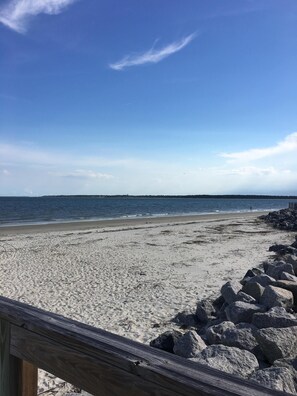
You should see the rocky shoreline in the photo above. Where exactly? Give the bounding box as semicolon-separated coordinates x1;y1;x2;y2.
150;210;297;395
260;208;297;231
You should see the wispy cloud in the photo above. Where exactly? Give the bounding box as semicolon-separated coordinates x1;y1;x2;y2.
0;0;77;33
219;166;291;177
0;142;131;168
221;132;297;162
109;33;196;71
51;170;114;180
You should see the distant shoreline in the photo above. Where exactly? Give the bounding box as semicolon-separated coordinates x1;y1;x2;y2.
1;194;297;199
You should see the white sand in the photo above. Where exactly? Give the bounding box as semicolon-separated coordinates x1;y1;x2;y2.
0;213;294;394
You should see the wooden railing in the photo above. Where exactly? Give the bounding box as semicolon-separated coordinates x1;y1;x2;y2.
0;296;289;396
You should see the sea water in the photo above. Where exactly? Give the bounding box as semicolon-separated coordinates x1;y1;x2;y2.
0;196;296;227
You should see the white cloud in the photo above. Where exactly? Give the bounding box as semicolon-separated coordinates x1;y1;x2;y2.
51;170;114;180
0;142;131;168
1;140;297;196
220;166;283;176
1;169;11;175
221;132;297;162
0;0;77;33
109;33;196;71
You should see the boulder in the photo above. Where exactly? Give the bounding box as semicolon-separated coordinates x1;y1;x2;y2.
274;357;297;386
280;271;297;282
220;324;263;360
212;295;225;312
269;244;289;254
242;282;264;302
250;367;296;394
260;285;293;309
284;255;297;275
265;262;294;280
252;307;297;328
272;280;297;306
205;321;235;344
240;268;263;285
255;326;297;363
150;330;182;353
221;281;242;304
236;291;256;304
291;235;297;248
196;299;216;323
247;274;275;287
173;330;206;358
191;345;259;378
225;301;265;324
172;309;199;327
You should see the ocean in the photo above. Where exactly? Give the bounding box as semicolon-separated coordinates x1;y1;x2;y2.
0;196;296;227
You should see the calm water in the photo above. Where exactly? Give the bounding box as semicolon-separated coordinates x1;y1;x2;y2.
0;196;296;227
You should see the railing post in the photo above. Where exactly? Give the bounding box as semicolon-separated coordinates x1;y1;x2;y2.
1;319;38;396
0;319;19;396
20;360;38;396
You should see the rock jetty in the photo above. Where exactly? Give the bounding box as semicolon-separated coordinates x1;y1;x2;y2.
150;230;297;394
260;208;297;231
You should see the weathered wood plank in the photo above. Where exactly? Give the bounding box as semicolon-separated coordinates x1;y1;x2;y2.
11;325;180;396
0;319;20;396
0;297;288;396
20;360;38;396
0;319;11;396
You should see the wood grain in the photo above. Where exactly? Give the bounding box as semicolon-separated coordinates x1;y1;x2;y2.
0;319;21;396
0;296;289;396
20;360;38;396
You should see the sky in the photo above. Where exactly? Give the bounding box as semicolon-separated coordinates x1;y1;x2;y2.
1;0;297;196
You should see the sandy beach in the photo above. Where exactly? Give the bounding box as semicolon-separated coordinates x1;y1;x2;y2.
0;212;295;394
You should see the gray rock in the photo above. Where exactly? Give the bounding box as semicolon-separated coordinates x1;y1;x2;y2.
263;260;286;273
266;262;295;280
205;321;235;344
272;280;297;306
149;330;182;353
212;295;225;312
269;245;288;253
196;299;216;323
252;306;297;328
280;271;297;282
255;326;297;363
225;301;265;324
242;282;265;302
284;255;297;275
247;274;275;287
191;345;259;378
172;309;198;327
216;302;229;321
241;268;263;283
250;367;296;394
274;357;297;385
236;291;256;304
173;330;206;358
221;281;242;304
260;285;294;309
220;325;262;359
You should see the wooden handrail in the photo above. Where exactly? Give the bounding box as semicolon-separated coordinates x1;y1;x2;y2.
0;296;288;396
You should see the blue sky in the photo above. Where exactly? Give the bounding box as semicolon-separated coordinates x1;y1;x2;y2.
1;0;297;196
